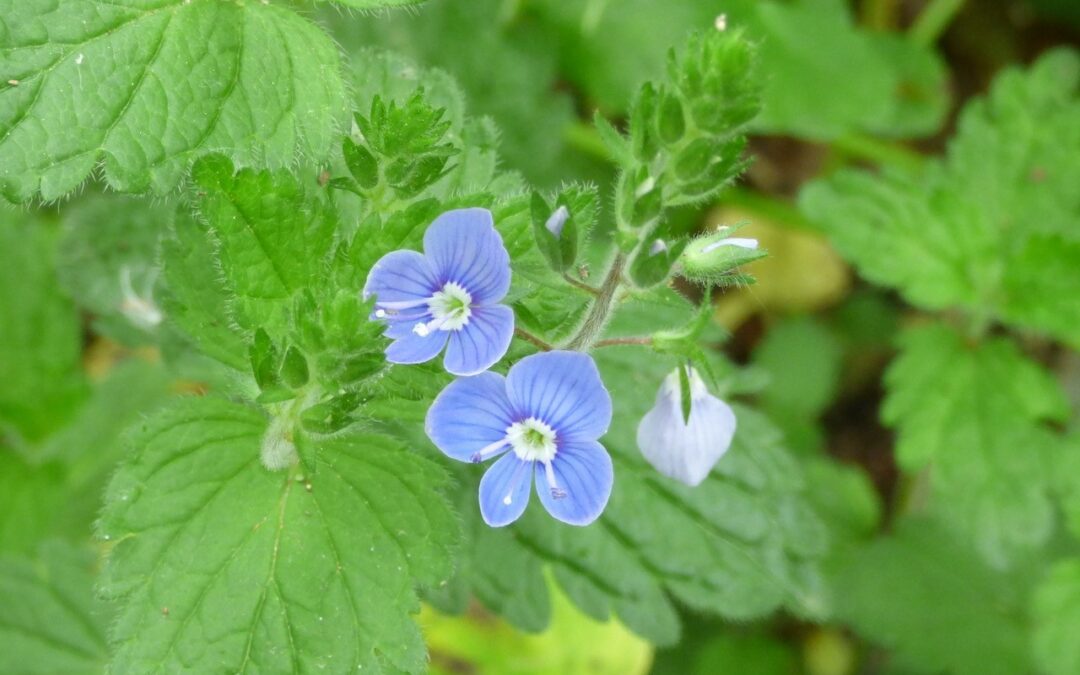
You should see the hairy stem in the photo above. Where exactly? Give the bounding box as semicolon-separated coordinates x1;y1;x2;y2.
594;336;653;348
565;253;626;351
514;327;554;351
562;272;602;296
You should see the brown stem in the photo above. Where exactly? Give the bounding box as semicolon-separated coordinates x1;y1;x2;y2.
514;327;554;351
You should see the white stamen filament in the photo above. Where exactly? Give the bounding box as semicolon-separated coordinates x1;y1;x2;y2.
544;461;566;499
471;439;510;464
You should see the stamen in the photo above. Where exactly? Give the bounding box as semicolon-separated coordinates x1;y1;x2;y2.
544;461;567;499
414;313;453;336
376;297;432;311
470;439;509;463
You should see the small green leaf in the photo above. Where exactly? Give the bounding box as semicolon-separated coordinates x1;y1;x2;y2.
249;328;281;391
281;346;310;389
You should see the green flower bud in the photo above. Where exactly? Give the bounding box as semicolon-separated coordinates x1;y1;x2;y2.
680;226;766;282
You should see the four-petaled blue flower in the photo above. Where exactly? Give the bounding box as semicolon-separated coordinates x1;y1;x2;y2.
364;208;514;376
636;366;736;486
426;351;614;527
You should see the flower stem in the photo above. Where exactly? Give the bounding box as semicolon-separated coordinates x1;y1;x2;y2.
594;336;653;348
562;272;601;296
514;327;554;351
565;253;626;351
910;0;965;45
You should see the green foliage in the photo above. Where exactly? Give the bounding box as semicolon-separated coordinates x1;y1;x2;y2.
1032;559;1080;675
883;323;1069;565
832;519;1035;675
99;397;458;673
0;541;109;674
0;0;346;202
534;0;947;140
802;49;1080;346
0;213;86;443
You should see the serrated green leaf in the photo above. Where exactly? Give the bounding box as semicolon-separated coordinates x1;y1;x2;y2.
0;0;346;202
0;541;109;674
882;323;1069;565
832;520;1034;675
801;49;1080;346
0;212;87;443
1032;558;1080;675
100;397;458;673
192;155;337;335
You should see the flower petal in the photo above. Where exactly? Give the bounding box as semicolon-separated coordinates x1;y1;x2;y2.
423;208;511;304
385;329;449;366
426;371;515;462
444;305;515;376
536;441;613;526
506;351;612;442
636;391;736;487
363;249;439;304
478;454;533;527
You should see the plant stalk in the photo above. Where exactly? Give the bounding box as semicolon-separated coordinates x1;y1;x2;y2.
565;253;626;351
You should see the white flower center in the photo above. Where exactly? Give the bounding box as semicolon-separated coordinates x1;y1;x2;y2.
413;281;472;336
468;417;566;502
506;417;558;463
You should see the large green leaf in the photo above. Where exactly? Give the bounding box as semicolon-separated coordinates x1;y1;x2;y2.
0;0;345;202
99;397;458;673
882;323;1070;565
801;49;1080;346
0;541;110;674
832;520;1035;675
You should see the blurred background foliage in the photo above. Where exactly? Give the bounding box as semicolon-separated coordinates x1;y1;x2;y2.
1;0;1078;673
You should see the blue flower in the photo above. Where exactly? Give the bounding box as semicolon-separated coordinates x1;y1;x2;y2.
363;208;514;376
636;366;736;486
426;351;614;527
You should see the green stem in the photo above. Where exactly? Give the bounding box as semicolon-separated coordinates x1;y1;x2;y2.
831;133;926;173
563;120;612;164
910;0;965;45
861;0;900;30
565;253;626;350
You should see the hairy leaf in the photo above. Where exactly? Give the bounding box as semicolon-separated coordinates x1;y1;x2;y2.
0;0;345;201
99;397;458;673
883;323;1069;565
802;49;1080;346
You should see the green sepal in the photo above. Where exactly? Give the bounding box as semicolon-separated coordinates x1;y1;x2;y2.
630;83;660;162
249;328;281;391
301;391;363;434
593;111;633;167
677;362;693;424
530;191;582;273
628;238;687;288
657;91;686;146
343;138;379;189
281;346;310;389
